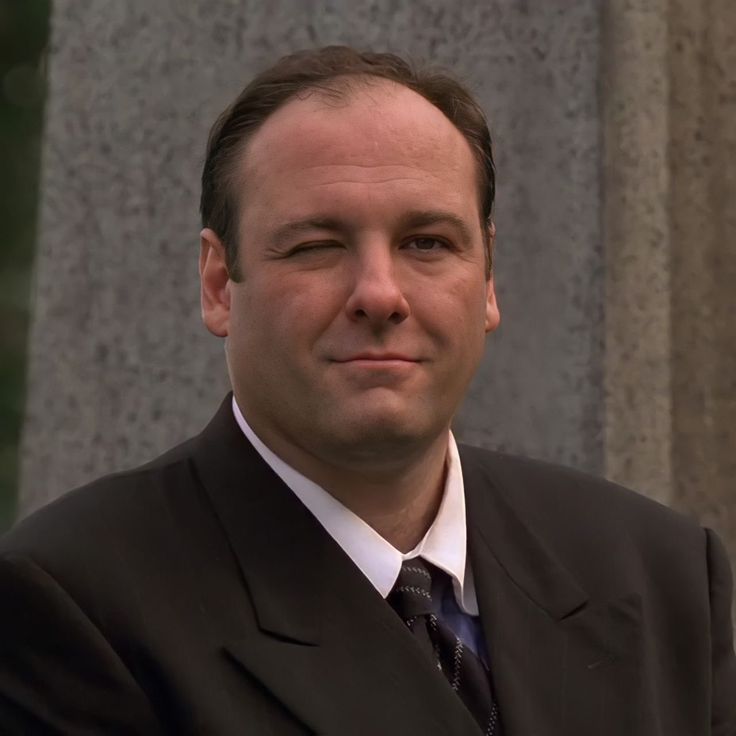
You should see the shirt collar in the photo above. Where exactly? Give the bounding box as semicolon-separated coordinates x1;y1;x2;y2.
232;396;478;615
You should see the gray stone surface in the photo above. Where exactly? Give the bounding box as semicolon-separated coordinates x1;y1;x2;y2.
601;0;673;504
667;0;736;561
20;0;602;513
601;0;736;580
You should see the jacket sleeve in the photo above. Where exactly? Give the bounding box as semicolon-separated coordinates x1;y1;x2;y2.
705;529;736;736
0;554;164;735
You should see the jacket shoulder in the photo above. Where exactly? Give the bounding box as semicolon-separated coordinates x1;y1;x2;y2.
0;435;201;564
458;444;704;543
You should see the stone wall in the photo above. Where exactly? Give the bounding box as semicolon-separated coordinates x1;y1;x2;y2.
20;0;735;573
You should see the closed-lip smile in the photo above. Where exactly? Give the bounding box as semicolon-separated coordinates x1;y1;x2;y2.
334;353;419;362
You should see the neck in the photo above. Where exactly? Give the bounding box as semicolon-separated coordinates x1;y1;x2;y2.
318;441;449;552
241;409;450;553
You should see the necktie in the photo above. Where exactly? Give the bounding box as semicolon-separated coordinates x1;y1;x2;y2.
388;558;501;735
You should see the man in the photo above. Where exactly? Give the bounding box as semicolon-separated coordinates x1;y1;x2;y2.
1;46;734;735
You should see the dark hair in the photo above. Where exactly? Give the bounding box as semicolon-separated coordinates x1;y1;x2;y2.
200;46;495;280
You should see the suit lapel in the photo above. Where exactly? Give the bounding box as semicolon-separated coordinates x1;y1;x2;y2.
192;398;482;735
192;399;649;734
461;447;648;736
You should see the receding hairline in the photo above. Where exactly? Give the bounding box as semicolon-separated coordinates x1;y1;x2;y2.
223;74;489;234
226;76;437;178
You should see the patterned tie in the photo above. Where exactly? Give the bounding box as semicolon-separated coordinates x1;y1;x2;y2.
388;558;501;735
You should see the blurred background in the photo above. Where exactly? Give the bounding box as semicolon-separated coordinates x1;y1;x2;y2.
0;1;50;531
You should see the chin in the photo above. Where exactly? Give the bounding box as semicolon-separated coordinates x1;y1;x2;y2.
324;409;441;455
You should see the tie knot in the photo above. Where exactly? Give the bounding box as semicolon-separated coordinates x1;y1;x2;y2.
388;558;436;620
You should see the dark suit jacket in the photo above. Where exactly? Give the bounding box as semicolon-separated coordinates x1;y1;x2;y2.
1;395;735;735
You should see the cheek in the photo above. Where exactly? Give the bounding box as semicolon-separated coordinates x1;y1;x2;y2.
236;276;341;344
421;276;489;332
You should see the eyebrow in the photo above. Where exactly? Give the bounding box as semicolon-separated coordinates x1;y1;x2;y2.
396;210;475;244
268;209;475;246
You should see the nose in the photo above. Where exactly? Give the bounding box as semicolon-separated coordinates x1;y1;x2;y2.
344;248;410;327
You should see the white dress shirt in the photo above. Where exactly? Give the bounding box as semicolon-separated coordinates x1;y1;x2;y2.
231;396;479;616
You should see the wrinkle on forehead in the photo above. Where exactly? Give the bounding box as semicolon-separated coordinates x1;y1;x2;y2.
312;176;432;187
297;161;452;187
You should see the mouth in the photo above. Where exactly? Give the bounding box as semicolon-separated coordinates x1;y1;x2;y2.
326;353;424;387
333;352;420;363
337;353;417;363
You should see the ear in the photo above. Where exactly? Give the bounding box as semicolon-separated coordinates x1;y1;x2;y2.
200;228;232;338
484;221;500;334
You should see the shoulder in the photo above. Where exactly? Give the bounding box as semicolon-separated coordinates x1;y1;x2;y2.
458;444;709;575
459;443;695;527
0;434;203;576
0;430;242;647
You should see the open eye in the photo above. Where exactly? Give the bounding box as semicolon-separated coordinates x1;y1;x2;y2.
404;236;451;252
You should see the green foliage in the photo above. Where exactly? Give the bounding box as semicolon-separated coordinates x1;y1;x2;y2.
0;0;51;530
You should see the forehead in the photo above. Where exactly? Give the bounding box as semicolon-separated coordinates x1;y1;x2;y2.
235;80;479;220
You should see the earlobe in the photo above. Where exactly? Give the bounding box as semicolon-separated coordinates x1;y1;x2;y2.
199;228;232;338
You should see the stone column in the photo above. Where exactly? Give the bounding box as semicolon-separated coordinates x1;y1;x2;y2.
668;0;736;547
601;0;673;505
602;0;736;567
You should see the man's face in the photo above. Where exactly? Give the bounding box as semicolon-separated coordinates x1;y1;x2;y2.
201;80;500;467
